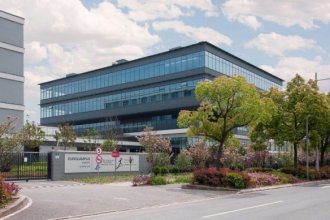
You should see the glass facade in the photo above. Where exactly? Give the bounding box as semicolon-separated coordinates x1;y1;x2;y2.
41;51;281;100
41;79;201;118
73;114;177;134
41;52;205;100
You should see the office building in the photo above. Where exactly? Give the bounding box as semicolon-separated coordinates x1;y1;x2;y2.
0;10;24;129
40;42;283;151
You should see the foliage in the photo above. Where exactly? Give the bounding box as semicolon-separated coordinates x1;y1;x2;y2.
21;120;45;150
101;139;117;152
0;118;22;172
154;153;171;167
169;166;179;174
221;145;245;170
152;166;161;176
171;174;192;183
243;149;271;168
0;175;20;206
271;171;300;184
175;150;192;172
159;166;169;176
54;123;76;150
178;76;268;169
187;140;210;168
81;128;100;151
132;175;151;186
137;127;171;168
150;176;167;185
247;172;279;187
225;173;246;189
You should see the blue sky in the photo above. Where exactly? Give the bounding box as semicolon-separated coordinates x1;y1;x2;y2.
1;0;330;123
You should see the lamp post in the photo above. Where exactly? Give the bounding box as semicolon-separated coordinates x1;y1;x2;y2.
314;73;330;171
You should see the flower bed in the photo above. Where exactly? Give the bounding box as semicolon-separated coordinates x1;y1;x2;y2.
0;175;20;207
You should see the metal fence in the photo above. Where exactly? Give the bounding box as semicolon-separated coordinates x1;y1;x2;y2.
1;152;50;181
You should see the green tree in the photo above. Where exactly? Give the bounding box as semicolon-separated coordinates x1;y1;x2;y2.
178;76;269;169
54;123;76;150
101;139;117;152
251;74;329;168
21;120;45;150
82;128;99;151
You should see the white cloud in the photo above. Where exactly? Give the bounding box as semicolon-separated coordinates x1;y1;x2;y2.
245;32;319;57
152;20;232;46
117;0;219;21
1;0;160;123
263;57;330;93
222;0;330;29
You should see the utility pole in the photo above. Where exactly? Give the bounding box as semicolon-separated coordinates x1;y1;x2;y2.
305;115;309;179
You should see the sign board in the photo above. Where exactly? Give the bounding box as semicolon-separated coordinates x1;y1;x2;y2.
96;147;102;155
64;154;139;173
96;155;102;164
112;151;120;158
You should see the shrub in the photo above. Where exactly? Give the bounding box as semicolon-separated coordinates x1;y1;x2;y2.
151;176;167;185
246;167;273;173
154;153;171;167
175;151;192;172
152;166;160;176
0;175;20;206
247;173;278;186
225;173;246;189
174;174;192;183
271;171;300;184
132;175;151;186
319;166;330;179
169;166;179;174
193;168;226;186
159;166;169;176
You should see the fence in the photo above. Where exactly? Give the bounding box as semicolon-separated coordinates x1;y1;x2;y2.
1;152;50;181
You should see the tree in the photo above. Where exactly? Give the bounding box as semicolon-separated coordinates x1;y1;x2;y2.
251;74;329;168
178;75;269;169
101;139;118;152
81;128;99;151
20;120;45;150
0;118;22;172
54;123;76;150
137;127;171;168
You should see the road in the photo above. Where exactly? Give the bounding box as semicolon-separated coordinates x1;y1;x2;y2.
5;181;330;220
69;183;330;220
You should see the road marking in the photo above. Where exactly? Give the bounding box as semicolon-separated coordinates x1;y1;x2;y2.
322;185;330;188
113;197;129;201
1;196;33;220
202;200;283;219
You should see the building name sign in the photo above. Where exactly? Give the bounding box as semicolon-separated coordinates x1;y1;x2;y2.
64;153;139;173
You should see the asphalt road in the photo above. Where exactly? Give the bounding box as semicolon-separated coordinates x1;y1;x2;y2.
69;183;330;220
5;181;330;220
6;181;234;220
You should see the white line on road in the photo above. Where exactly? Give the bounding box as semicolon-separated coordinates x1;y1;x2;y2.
1;196;33;220
202;200;283;219
322;185;330;188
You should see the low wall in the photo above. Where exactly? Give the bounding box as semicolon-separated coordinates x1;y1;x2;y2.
49;151;150;181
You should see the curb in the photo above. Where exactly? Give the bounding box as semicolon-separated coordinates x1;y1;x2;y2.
182;184;239;192
239;179;330;194
0;195;29;219
182;179;330;194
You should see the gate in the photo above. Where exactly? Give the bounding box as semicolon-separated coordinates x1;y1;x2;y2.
1;152;50;181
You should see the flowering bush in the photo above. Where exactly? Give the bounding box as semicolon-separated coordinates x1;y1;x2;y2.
248;172;279;187
0;174;20;206
187;140;210;168
193;168;250;188
243;150;271;168
132;175;151;186
221;147;244;170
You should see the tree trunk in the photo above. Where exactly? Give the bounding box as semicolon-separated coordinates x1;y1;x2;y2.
293;142;298;169
216;141;225;170
320;145;326;167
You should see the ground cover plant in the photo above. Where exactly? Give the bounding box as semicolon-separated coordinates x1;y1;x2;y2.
0;174;20;207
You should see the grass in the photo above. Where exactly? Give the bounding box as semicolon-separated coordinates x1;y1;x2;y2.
72;174;136;184
72;173;193;185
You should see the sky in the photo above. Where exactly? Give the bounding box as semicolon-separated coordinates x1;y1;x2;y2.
1;0;330;123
